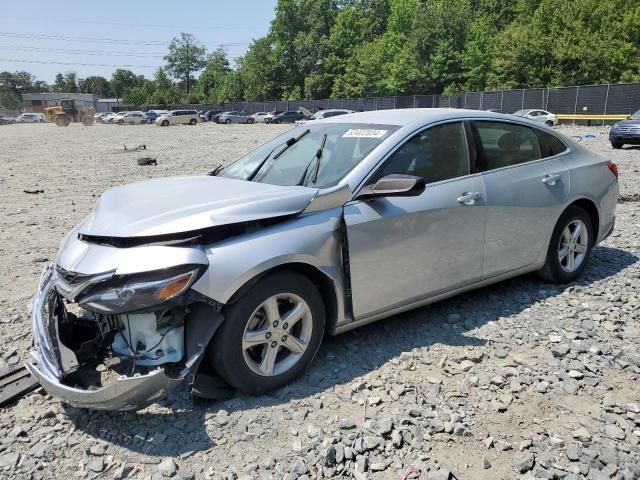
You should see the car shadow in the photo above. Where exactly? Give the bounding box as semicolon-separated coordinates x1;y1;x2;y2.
63;244;638;456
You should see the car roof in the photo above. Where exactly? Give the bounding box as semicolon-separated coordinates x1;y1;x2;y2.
320;108;523;126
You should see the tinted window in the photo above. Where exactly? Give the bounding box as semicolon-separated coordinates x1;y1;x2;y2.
536;130;568;157
473;121;541;171
371;122;469;184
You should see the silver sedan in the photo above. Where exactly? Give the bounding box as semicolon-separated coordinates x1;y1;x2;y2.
28;109;618;410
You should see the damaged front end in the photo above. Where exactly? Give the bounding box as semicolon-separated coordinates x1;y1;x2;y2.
27;255;220;411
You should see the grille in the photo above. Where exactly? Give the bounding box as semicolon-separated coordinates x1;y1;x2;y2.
55;265;97;286
618;126;640;134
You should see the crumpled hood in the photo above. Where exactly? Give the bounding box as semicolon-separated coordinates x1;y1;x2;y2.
80;176;318;238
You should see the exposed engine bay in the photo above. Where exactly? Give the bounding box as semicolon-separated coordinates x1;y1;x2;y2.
57;304;186;391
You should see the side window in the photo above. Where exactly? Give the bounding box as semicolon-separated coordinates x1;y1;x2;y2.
473;121;541;171
536;130;568;158
370;122;469;185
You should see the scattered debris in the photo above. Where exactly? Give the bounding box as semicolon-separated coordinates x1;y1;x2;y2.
0;365;39;407
124;144;146;151
23;189;44;194
136;157;157;166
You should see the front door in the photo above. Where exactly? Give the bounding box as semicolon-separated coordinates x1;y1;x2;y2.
344;121;487;320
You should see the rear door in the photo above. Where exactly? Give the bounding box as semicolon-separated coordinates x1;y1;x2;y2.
471;120;570;277
344;121;487;319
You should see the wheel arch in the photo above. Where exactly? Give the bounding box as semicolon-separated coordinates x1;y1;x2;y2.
566;197;599;239
226;261;340;336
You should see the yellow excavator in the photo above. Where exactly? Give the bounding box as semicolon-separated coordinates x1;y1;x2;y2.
44;99;95;126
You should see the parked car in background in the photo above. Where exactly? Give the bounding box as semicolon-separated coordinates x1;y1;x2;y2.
27;109;618;411
295;109;355;126
264;111;284;124
94;112;111;123
16;113;45;123
145;110;169;124
609;109;640;149
270;111;309;124
155;110;200;126
116;112;147;125
202;110;223;122
218;111;253;124
513;109;558;127
210;112;226;123
102;113;118;124
0;113;17;124
249;112;270;123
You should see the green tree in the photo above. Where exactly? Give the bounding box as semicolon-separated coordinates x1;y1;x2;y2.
62;72;78;92
53;73;66;92
110;69;142;99
80;76;111;96
150;68;180;105
164;32;206;94
197;48;232;102
236;37;280;101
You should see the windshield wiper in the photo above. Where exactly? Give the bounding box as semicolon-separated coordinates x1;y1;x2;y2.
208;164;225;176
297;133;327;186
247;129;310;181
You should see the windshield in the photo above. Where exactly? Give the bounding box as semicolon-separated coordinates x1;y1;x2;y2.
221;123;398;188
630;109;640;120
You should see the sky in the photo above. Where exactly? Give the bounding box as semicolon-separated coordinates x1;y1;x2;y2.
0;0;278;83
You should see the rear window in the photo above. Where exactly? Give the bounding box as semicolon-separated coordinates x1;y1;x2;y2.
473;121;541;170
472;121;568;171
536;130;568;158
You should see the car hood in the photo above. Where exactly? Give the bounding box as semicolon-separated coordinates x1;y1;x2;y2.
613;119;640;127
79;176;318;238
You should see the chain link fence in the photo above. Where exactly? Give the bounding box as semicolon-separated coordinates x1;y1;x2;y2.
117;82;640;122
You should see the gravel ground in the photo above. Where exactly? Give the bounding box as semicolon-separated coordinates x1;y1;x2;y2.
0;122;638;480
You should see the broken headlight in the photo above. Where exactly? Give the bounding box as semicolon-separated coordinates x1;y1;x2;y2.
78;266;203;314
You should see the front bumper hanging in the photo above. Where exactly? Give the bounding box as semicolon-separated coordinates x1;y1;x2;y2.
26;265;192;411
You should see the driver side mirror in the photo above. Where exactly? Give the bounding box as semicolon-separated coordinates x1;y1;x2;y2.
356;174;425;200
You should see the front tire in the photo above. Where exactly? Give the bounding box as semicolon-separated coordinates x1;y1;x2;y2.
537;206;594;283
190;118;197;125
162;120;169;127
225;119;231;124
208;272;325;395
611;140;623;149
545;120;554;127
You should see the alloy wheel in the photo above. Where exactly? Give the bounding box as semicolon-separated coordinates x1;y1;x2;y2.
242;293;313;377
558;219;589;272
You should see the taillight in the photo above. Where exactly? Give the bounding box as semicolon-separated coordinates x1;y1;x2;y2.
608;161;619;179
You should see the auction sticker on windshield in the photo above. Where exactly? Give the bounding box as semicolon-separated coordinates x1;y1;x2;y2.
342;129;388;138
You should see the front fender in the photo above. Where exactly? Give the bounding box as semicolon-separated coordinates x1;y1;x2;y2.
191;208;347;324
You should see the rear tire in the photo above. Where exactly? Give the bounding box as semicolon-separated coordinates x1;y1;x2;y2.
190;118;197;125
545;120;554;127
537;206;594;283
247;118;255;124
611;141;623;149
208;272;325;395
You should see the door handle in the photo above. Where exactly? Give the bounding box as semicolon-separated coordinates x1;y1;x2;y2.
542;174;561;186
457;192;482;205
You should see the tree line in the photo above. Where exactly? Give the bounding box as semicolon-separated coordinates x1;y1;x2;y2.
1;0;639;109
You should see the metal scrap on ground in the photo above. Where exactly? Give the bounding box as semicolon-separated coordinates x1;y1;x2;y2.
0;365;39;407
